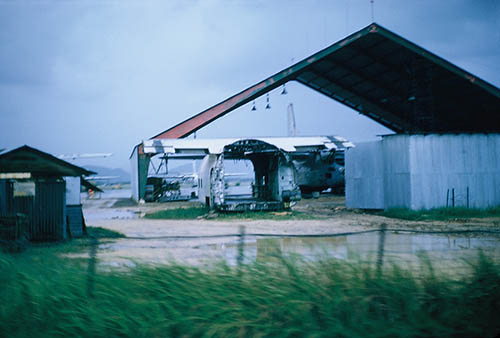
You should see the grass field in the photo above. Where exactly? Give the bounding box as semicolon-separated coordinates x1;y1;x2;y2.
144;206;210;219
379;206;500;221
144;206;316;220
1;245;499;337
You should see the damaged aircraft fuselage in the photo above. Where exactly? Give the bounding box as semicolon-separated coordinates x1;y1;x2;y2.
132;136;353;211
207;139;301;211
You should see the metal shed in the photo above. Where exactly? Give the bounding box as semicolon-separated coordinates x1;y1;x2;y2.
346;134;500;210
0;145;94;241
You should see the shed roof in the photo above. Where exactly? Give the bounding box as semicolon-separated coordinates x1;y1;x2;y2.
152;23;500;139
0;145;95;177
81;177;104;193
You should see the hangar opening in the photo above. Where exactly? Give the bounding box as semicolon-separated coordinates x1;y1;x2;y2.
213;139;301;212
221;158;254;200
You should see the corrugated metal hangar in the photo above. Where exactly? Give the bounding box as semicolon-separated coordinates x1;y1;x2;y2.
132;23;500;209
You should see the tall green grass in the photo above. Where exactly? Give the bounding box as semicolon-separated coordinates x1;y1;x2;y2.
86;226;125;239
144;206;210;219
1;251;499;337
216;210;315;221
380;206;500;221
145;206;315;220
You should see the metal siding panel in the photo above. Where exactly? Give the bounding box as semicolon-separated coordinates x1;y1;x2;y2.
346;134;500;210
0;180;12;216
383;135;411;208
408;134;500;209
33;179;66;241
345;141;384;209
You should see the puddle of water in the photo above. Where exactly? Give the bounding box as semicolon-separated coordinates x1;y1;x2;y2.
82;188;138;221
83;209;138;221
90;232;500;272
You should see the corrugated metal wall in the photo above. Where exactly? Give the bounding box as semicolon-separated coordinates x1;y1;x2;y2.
408;134;500;209
1;178;68;241
345;134;500;210
0;180;12;216
345;142;384;209
31;179;66;241
383;135;412;208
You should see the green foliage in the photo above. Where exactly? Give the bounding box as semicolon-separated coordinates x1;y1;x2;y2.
380;206;500;221
145;207;315;220
216;210;315;221
85;226;125;239
1;251;500;337
18;227;125;256
144;207;210;219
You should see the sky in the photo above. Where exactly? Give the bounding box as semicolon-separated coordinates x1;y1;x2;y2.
1;0;499;171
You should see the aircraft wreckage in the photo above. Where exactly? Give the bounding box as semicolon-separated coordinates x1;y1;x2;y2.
133;136;353;211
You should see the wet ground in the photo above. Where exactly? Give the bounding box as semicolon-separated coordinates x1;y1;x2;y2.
88;232;500;274
81;189;500;270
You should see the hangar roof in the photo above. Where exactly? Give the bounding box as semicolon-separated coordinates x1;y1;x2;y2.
143;136;353;158
0;145;95;177
152;23;500;139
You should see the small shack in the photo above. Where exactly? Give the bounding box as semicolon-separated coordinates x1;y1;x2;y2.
0;145;94;241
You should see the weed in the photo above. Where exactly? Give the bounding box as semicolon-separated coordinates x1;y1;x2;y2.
216;210;315;221
379;206;500;221
0;252;499;337
144;207;210;219
145;207;316;220
85;226;125;239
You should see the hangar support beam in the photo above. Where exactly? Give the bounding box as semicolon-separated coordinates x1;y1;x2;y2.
150;23;500;141
150;24;375;139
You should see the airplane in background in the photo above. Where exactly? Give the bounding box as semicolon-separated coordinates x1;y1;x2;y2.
58;153;113;160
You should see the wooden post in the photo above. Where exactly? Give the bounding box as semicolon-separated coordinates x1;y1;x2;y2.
237;225;245;270
376;223;387;277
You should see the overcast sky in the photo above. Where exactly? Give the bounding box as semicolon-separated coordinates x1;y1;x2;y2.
1;0;499;171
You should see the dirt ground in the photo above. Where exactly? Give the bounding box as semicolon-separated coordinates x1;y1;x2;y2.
79;193;500;267
85;194;500;238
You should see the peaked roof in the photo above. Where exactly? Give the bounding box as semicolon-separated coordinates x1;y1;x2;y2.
0;145;95;177
152;23;500;139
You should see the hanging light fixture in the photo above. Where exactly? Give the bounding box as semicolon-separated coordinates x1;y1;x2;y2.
251;100;257;111
265;93;271;109
281;84;287;95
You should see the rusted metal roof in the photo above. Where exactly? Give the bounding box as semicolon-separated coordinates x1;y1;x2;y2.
152;23;500;139
0;145;95;177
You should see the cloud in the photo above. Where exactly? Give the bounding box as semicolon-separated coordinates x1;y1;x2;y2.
1;0;499;170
